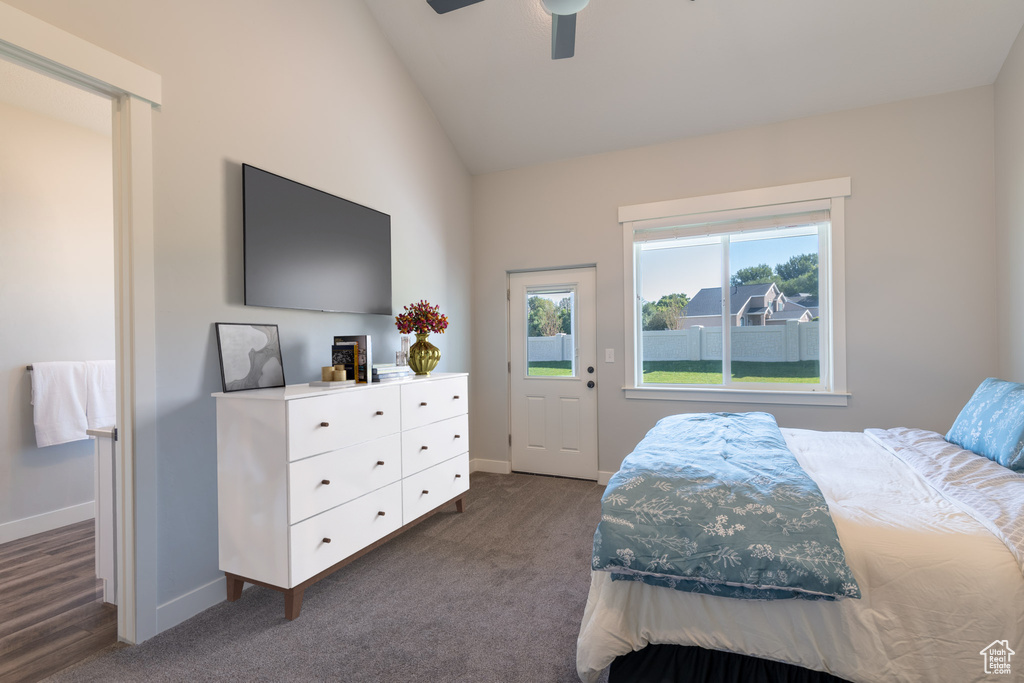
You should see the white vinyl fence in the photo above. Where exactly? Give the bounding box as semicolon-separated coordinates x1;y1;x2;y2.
527;322;819;364
527;333;574;361
641;320;819;362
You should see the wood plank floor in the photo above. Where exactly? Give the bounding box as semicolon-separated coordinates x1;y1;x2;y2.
0;521;117;682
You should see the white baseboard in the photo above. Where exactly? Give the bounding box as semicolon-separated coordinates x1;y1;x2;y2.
470;458;511;475
597;471;614;486
156;574;231;634
0;501;95;545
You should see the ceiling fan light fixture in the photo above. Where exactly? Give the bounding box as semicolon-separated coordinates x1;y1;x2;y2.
540;0;589;16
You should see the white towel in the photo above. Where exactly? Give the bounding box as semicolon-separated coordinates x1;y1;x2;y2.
86;360;116;429
31;361;89;447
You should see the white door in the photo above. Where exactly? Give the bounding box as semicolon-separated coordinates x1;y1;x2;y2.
509;268;598;479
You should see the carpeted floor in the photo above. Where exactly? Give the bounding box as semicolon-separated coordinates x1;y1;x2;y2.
45;472;610;683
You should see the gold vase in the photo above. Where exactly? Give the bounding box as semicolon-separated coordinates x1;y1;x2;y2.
408;332;440;375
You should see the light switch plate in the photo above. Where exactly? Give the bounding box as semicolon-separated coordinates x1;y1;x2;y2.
605;348;615;363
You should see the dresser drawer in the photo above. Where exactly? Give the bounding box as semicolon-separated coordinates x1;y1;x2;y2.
287;386;400;461
288;434;401;524
401;414;468;477
400;376;468;431
289;481;402;586
402;452;469;525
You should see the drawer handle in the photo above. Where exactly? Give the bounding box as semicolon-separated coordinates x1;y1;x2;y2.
376;460;385;466
454;395;460;399
420;445;429;451
321;479;331;486
377;511;386;517
375;410;384;416
320;421;330;428
455;474;462;479
322;537;332;544
454;434;461;439
422;489;430;495
420;401;428;406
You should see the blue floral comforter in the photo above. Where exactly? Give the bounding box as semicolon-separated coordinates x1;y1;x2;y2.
592;412;861;600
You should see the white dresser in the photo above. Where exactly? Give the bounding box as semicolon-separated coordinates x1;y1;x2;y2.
213;372;469;619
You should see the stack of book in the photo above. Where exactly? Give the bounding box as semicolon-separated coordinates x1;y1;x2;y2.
372;364;415;383
333;334;371;383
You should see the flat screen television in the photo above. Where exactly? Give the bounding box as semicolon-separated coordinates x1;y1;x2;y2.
242;164;392;315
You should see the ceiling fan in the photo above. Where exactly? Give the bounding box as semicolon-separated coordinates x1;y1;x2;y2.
427;0;591;60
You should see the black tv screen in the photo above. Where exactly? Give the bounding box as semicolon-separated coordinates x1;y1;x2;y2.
243;164;392;315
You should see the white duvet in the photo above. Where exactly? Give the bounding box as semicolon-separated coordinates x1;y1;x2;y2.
577;428;1024;682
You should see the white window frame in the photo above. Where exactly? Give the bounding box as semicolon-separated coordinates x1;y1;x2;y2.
621;178;850;406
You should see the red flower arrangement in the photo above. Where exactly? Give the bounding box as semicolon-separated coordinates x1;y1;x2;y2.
395;300;449;335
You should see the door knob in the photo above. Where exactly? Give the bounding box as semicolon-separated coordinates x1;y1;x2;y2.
587;366;594;373
587;380;595;389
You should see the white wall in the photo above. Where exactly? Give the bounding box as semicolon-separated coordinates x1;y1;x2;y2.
473;87;998;476
5;0;472;629
995;26;1024;383
0;100;113;539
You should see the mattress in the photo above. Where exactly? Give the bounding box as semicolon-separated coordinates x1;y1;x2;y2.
577;428;1024;682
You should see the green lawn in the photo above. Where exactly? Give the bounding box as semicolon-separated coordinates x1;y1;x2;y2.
642;360;819;384
528;360;573;376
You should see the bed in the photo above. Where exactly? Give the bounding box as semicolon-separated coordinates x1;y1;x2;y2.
577;400;1024;683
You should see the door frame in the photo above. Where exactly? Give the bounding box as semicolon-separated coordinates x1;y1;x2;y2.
0;3;161;644
506;265;598;479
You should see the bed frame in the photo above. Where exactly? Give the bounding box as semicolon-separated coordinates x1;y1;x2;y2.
609;645;853;683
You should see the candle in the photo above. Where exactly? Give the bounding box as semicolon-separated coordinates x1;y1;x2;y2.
321;366;334;381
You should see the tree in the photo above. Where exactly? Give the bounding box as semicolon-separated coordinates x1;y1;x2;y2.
641;301;658;330
557;297;572;334
528;296;575;336
775;253;818;296
642;292;689;331
654;293;689;309
775;253;817;281
730;264;774;287
528;296;560;337
729;254;819;297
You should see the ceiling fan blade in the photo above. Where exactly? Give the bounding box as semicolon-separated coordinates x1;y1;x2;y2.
427;0;485;14
551;13;577;60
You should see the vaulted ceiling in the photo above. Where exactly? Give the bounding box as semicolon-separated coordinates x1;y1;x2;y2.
365;0;1024;174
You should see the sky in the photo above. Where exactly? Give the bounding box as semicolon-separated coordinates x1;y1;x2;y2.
640;232;819;303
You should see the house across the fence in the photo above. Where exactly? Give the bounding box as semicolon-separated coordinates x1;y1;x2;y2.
681;283;816;329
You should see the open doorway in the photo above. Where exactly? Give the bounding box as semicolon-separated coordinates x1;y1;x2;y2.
0;56;119;679
0;3;162;647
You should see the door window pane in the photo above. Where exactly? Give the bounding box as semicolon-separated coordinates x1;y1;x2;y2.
729;227;821;384
526;290;575;376
638;238;723;385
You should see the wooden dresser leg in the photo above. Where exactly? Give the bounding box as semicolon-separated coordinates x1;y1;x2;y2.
226;574;244;602
455;497;464;513
285;587;305;620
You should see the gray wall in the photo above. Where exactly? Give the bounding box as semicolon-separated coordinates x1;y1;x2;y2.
472;87;998;476
7;0;472;621
0;100;113;536
996;25;1024;383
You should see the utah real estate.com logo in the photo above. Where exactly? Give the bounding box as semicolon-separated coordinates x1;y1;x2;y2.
979;640;1015;676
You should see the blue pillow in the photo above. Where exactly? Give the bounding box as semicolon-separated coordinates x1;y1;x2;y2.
946;378;1024;472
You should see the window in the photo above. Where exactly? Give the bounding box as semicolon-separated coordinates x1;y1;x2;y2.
620;179;850;406
526;288;576;377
